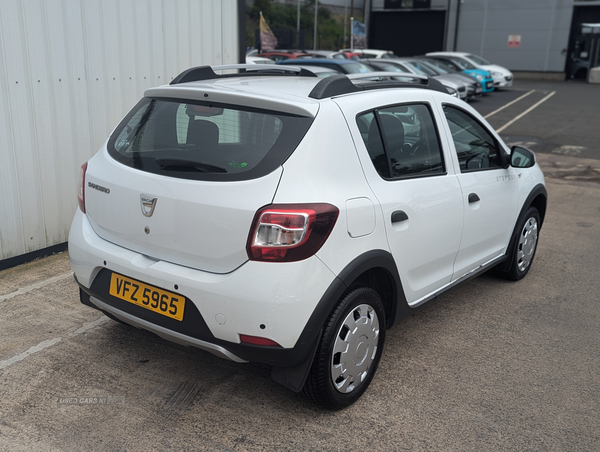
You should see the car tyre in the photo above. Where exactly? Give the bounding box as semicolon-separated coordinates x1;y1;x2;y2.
504;207;540;281
302;286;386;410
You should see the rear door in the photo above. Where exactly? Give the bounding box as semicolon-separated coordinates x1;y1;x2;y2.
336;92;464;305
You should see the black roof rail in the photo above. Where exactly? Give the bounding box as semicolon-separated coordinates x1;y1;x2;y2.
308;75;360;99
308;72;448;99
170;64;317;85
170;66;451;98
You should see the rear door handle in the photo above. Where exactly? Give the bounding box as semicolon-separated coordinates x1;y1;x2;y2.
468;193;480;203
391;210;409;223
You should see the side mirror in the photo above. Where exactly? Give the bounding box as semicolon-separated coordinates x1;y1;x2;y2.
510;146;536;168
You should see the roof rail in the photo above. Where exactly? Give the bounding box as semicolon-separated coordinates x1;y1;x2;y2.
170;64;317;85
346;71;428;82
308;72;448;99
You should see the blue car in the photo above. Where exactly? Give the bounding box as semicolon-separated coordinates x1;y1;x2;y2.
277;58;374;74
425;55;494;93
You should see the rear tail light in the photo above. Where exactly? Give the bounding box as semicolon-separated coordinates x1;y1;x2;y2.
77;162;88;213
247;203;339;262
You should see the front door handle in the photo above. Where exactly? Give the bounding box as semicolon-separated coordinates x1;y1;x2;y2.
468;193;480;203
391;210;409;223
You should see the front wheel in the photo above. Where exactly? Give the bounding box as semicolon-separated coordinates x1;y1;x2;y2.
302;286;386;410
504;207;540;281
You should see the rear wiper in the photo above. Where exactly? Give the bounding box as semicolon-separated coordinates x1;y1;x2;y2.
155;158;227;173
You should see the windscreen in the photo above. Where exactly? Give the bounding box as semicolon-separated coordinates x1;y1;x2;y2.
108;98;313;181
344;62;375;73
373;62;409;73
403;61;437;76
423;60;451;74
448;57;476;70
466;54;491;65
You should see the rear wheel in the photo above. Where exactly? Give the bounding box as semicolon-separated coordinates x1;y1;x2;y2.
302;286;386;410
504;207;540;281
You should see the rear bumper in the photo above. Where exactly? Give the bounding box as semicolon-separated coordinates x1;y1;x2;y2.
79;286;247;362
69;208;335;366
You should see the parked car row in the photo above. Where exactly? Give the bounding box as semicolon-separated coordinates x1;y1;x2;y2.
426;52;513;88
247;49;513;101
246;48;395;61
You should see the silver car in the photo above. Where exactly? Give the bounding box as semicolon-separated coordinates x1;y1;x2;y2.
363;58;469;101
416;57;484;99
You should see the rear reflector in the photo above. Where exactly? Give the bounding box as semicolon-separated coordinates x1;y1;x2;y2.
247;203;339;262
239;334;281;347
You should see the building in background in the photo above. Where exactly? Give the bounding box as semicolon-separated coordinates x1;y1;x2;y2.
367;0;600;78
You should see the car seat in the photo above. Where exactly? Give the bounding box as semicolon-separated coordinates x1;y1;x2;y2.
186;119;219;151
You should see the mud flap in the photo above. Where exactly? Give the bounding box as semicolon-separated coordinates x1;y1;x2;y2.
270;329;321;393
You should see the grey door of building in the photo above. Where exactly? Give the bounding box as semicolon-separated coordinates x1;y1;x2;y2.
369;10;446;57
567;6;600;78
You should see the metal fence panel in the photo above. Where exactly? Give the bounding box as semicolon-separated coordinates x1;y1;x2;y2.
0;0;238;262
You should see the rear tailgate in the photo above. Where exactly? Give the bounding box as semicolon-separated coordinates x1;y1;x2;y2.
84;149;282;274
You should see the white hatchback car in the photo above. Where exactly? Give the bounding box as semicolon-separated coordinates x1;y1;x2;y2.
427;51;514;88
69;65;546;409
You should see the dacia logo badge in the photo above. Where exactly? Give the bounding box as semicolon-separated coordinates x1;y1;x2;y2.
140;194;157;217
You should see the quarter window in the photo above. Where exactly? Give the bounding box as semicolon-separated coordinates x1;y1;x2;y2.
357;104;445;179
443;105;503;171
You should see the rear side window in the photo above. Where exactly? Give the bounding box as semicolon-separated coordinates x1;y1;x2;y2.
108;98;313;181
357;104;445;179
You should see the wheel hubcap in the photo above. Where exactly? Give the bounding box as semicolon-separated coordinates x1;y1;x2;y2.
517;216;538;272
331;304;380;394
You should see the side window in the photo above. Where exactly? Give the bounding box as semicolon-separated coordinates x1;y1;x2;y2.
443;105;503;171
357;104;445;179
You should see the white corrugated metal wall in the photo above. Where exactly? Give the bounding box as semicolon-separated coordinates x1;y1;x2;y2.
0;0;238;262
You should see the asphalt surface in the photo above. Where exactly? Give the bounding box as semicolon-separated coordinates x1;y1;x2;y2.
471;79;600;161
1;79;599;451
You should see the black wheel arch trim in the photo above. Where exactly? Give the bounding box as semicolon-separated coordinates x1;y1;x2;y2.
335;249;412;327
523;183;547;226
299;250;412;340
271;250;411;392
495;183;547;273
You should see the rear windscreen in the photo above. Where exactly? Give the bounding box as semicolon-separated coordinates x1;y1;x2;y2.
108;98;313;181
